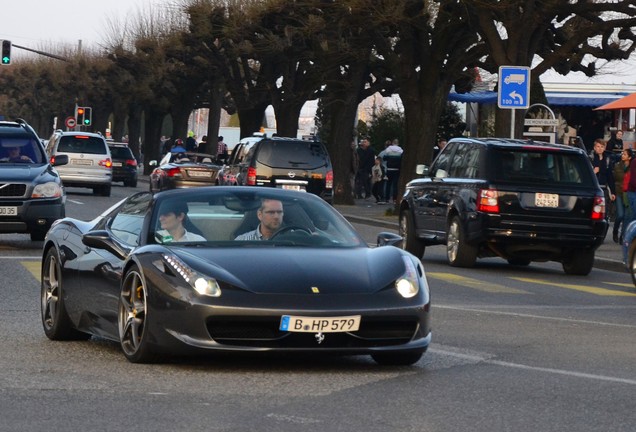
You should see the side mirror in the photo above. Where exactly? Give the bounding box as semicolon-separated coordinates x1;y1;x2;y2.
82;230;130;259
415;164;429;176
377;232;403;248
52;154;69;167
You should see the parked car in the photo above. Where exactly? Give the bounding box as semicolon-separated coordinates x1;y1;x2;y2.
621;220;636;287
40;186;430;365
108;142;138;187
45;130;113;196
149;151;221;193
399;137;608;275
0;119;68;240
217;135;333;203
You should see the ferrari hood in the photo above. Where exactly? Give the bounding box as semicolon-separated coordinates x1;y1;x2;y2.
175;246;408;294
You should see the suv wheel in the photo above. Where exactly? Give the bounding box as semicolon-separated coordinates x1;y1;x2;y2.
562;250;594;275
447;216;477;267
399;211;425;258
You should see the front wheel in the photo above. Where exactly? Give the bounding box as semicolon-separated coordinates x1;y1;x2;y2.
399;211;425;259
447;216;477;267
118;266;158;363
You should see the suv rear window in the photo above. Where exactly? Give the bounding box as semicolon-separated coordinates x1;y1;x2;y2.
491;148;595;187
256;140;329;169
109;146;134;159
58;136;107;154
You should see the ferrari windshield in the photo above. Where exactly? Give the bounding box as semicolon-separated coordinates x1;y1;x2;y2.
149;189;366;248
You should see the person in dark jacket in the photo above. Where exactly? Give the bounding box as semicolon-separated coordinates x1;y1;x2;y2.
591;138;616;220
612;148;633;242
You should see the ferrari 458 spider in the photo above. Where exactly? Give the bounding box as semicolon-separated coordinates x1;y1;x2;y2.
41;187;431;365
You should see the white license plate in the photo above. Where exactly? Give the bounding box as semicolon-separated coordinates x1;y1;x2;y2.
0;206;18;216
71;159;93;165
188;170;212;178
280;315;361;333
112;162;123;167
535;193;559;207
281;184;302;191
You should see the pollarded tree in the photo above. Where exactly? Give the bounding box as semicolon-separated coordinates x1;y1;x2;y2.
463;0;636;137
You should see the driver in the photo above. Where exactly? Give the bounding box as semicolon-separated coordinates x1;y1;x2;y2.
1;146;33;163
235;198;284;240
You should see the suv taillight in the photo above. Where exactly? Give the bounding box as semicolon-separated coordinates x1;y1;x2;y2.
478;188;499;213
247;166;257;185
99;158;112;168
326;170;333;189
126;159;138;167
591;194;605;220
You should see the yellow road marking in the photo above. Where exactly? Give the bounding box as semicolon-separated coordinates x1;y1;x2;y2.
22;261;41;282
512;277;636;297
427;272;529;294
604;281;635;288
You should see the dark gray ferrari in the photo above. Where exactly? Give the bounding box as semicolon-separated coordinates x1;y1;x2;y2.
40;187;431;365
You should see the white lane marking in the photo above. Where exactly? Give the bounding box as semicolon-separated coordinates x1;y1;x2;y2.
0;256;40;260
430;348;636;386
435;304;636;329
66;199;84;205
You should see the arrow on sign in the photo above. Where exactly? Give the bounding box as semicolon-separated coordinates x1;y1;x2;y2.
509;91;524;105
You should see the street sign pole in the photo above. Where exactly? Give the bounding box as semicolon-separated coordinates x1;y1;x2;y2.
498;66;531;139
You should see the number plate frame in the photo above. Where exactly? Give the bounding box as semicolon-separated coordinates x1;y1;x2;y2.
280;315;361;333
535;193;559;208
0;206;18;216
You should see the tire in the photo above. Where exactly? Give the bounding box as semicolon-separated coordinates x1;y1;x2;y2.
128;179;138;188
118;265;158;363
41;248;90;340
399;210;425;259
562;250;594;275
30;230;47;241
371;350;424;366
101;185;111;197
447;216;477;267
629;243;636;288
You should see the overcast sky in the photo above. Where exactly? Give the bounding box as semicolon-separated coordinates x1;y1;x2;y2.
1;0;635;86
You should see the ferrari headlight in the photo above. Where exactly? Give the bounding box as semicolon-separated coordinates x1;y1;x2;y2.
163;254;221;297
396;256;420;298
32;182;63;198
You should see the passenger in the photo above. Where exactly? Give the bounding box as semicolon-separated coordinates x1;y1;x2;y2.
156;202;206;242
235;199;284;240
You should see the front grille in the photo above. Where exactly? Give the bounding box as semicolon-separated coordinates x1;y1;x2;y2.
0;184;27;198
206;316;419;348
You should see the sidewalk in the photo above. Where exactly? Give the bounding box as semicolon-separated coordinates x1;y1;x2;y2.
335;198;626;274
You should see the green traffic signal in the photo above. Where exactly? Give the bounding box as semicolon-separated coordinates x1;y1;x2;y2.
1;40;11;65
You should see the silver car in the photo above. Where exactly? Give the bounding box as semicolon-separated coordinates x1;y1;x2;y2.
46;131;113;196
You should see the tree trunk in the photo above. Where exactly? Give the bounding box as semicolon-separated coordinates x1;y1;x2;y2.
112;110;127;142
142;107;164;168
238;103;269;139
325;100;358;205
272;102;304;138
205;84;223;155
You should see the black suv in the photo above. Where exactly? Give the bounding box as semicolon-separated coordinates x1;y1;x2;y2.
108;142;138;187
218;136;333;203
399;138;608;275
0;119;68;240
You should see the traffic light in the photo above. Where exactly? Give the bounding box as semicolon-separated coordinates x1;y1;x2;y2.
75;106;92;126
82;107;92;126
1;40;11;65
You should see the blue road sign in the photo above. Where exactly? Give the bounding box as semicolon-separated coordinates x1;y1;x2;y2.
498;66;531;109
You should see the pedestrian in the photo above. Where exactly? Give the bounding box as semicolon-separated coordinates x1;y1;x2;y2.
350;140;360;198
612;148;633;242
199;135;208;154
216;136;228;164
591;138;616;220
355;138;375;199
185;131;198;152
606;130;624;153
379;138;403;204
371;156;385;204
161;136;172;155
433;138;447;160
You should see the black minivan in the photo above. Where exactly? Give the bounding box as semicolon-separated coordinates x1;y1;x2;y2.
218;136;333;203
399;137;608;275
